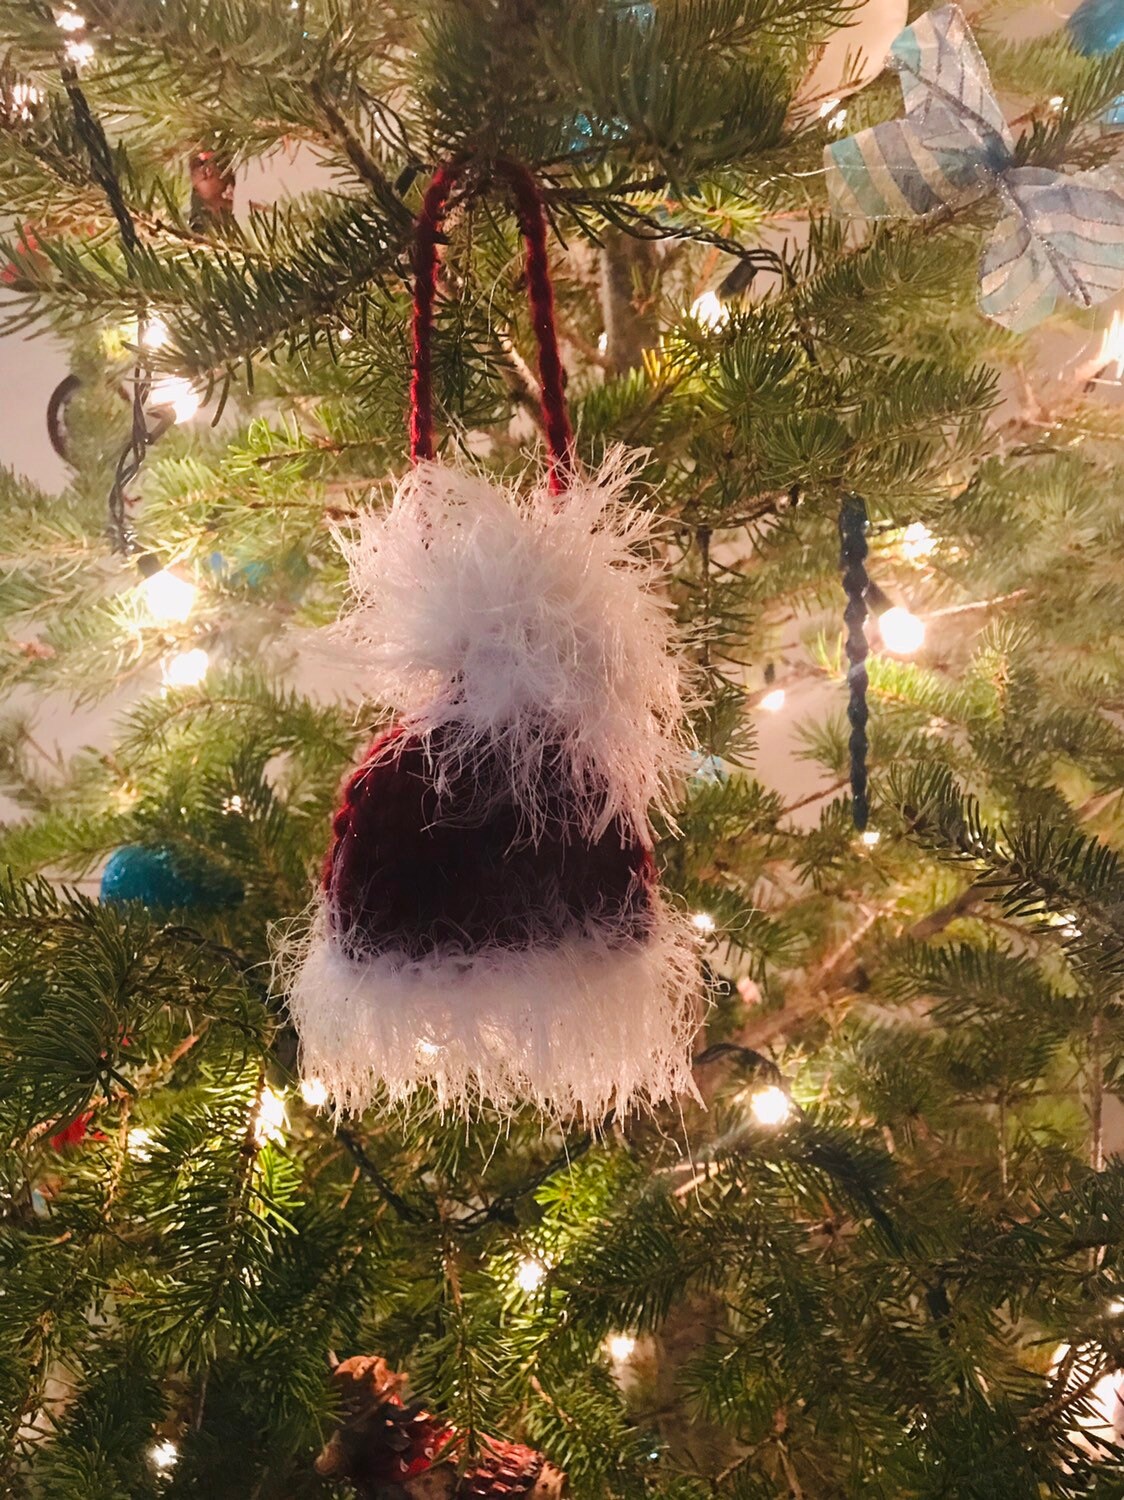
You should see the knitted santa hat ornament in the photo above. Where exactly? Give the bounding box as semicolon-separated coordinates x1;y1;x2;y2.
283;158;699;1119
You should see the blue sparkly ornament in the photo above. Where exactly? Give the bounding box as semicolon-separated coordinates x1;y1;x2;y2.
206;550;271;590
1068;0;1124;56
567;0;656;152
100;844;243;912
689;751;728;785
1067;0;1124;126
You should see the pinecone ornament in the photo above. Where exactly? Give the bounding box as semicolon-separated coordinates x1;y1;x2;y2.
316;1356;565;1499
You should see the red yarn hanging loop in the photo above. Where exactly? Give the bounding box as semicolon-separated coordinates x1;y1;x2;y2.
409;158;574;494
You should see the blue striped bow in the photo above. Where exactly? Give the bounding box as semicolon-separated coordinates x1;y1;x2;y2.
825;4;1124;332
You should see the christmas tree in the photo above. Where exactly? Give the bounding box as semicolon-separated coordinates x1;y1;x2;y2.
4;0;1124;1494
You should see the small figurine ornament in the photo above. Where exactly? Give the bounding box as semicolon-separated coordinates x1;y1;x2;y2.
315;1356;565;1499
283;159;699;1121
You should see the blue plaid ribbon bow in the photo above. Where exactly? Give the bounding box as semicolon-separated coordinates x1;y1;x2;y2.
825;4;1124;332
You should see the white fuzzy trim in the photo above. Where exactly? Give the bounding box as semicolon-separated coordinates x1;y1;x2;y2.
280;896;702;1120
330;449;687;844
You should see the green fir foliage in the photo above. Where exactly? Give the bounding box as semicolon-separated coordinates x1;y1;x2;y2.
2;0;1124;1495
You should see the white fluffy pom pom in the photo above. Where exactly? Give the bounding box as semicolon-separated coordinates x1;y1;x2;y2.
331;449;687;843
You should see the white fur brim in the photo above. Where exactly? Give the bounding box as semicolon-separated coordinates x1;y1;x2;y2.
281;898;702;1120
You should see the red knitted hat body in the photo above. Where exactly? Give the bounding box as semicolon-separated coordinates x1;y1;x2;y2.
325;726;655;963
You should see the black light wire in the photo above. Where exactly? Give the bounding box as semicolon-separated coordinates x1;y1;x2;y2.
46;10;163;558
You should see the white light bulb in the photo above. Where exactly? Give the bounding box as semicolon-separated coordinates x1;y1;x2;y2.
1048;94;1065;111
516;1256;546;1292
690;290;728;330
1051;1344;1124;1444
119;314;169;350
127;1126;155;1161
1108;1297;1124;1317
759;687;786;713
149;1438;179;1471
300;1076;329;1108
64;37;94;64
1098;310;1124;381
817;95;842;119
750;1085;791;1127
607;1333;636;1362
860;828;881;847
879;605;925;657
162;647;209;688
900;522;935;560
253;1085;287;1146
417;1039;440;1057
8;82;42;120
140;568;198;625
826;107;848;133
691;911;716;933
221;793;243;815
150;374;200;423
56;8;86;30
142;315;169;349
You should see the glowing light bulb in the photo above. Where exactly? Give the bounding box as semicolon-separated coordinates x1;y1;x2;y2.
162;647;209;687
253;1085;287;1146
750;1085;791;1127
759;687;786;713
139;567;198;625
221;793;243;815
8;81;42;120
127;1126;155;1160
1097;310;1124;380
878;605;925;656
516;1256;546;1292
338;325;353;342
691;911;716;934
300;1076;329;1108
142;314;169;349
860;828;881;847
1048;94;1065;111
56;8;86;30
690;290;728;330
1051;1345;1124;1445
900;522;935;560
826;107;848;133
417;1039;440;1057
64;37;94;64
606;1333;636;1362
149;374;200;423
149;1438;179;1471
1108;1297;1124;1317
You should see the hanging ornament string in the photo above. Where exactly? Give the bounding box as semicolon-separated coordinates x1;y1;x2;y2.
839;494;870;831
409;157;573;493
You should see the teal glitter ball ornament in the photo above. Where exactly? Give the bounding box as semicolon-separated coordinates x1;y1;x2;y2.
100;844;243;912
1067;0;1124;126
1068;0;1124;55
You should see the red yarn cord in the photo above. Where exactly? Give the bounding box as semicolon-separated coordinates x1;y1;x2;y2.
409;158;573;494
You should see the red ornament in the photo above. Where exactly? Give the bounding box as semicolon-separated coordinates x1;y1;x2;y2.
49;1110;106;1150
325;728;654;963
315;1356;562;1499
